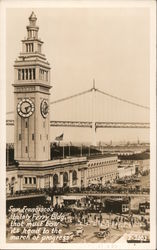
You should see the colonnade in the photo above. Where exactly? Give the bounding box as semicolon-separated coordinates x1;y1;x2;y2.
27;30;38;39
26;43;34;52
6;168;83;194
18;68;35;80
35;169;82;189
87;163;117;178
39;69;48;81
17;68;48;82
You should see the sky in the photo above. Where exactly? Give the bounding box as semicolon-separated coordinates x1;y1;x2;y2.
6;7;151;144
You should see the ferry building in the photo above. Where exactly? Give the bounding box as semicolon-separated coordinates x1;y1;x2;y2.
6;12;118;195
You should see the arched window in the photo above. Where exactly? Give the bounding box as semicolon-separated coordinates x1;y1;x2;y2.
11;177;15;184
53;174;58;186
63;172;68;184
72;170;77;185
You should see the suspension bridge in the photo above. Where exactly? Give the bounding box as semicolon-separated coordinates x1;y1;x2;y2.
6;82;149;145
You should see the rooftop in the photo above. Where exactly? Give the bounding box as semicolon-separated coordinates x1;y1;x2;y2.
87;154;117;160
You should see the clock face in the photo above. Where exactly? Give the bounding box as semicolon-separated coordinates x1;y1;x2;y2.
17;98;35;118
40;99;49;118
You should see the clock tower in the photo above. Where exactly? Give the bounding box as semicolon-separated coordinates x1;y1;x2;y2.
13;12;51;162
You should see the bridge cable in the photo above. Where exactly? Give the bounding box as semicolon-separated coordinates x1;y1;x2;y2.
50;89;91;105
96;89;150;110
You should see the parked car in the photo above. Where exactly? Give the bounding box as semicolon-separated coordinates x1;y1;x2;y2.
94;231;106;238
64;232;74;241
75;227;84;236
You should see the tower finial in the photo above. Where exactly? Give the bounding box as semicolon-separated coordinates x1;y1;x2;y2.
29;11;37;20
93;78;96;90
27;12;39;40
29;11;37;27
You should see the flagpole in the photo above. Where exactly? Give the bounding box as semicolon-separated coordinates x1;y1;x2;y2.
80;144;82;157
63;144;64;159
69;142;70;157
101;143;103;155
88;145;90;157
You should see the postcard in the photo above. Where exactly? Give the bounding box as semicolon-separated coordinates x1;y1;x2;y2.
0;0;156;249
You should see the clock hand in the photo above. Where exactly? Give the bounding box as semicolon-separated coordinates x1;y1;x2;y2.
25;105;31;113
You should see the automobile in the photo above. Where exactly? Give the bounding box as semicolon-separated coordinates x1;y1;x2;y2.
94;231;106;238
64;232;74;241
100;226;110;233
71;230;77;237
75;227;84;236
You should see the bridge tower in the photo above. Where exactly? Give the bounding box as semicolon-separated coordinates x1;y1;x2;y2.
13;12;51;162
92;79;97;146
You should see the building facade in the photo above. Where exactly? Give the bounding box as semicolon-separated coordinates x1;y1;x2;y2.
6;157;88;194
6;154;118;194
87;155;118;185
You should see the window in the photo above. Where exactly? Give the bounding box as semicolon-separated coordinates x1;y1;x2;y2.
29;69;32;80
32;134;34;140
40;134;42;140
19;134;21;140
22;69;24;80
33;177;36;184
53;174;58;185
29;177;32;184
33;68;35;80
39;69;48;81
72;171;77;185
18;70;21;80
26;69;28;80
25;121;28;128
26;146;28;153
43;146;45;152
24;177;27;184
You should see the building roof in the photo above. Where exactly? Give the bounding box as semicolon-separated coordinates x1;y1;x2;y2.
87;154;117;160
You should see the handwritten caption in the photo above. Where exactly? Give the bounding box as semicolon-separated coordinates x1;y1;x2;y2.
7;206;72;243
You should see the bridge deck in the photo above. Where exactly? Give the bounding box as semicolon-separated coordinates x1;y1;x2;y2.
6;120;149;128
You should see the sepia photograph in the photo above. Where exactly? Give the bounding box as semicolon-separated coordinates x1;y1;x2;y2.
0;0;156;249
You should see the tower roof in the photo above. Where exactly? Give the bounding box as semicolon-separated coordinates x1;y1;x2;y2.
29;11;37;20
27;11;38;31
